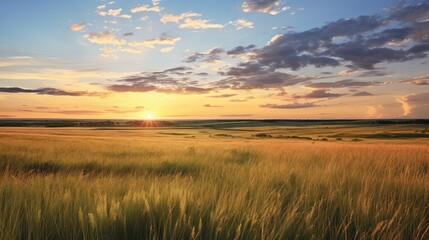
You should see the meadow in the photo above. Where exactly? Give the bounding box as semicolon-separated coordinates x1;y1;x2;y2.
0;122;428;239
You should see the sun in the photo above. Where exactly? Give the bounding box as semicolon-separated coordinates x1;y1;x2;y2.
146;114;153;120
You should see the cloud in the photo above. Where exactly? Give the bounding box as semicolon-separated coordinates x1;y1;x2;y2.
241;0;288;15
399;74;429;85
160;12;201;23
123;32;134;37
107;68;213;94
120;14;132;19
352;91;374;96
128;34;180;48
357;70;388;78
397;92;429;118
101;8;122;17
230;99;247;102
214;71;307;90
209;94;237;98
260;102;316;109
294;89;344;99
69;23;87;32
152;0;161;6
0;68;132;82
160;47;174;53
179;18;224;29
97;5;106;10
184;48;224;63
160;11;224;29
226;44;256;56
228;2;429;75
229;19;254;30
204;104;222;107
338;70;355;76
85;32;126;45
0;56;39;68
131;5;162;13
305;79;381;89
0;87;104;97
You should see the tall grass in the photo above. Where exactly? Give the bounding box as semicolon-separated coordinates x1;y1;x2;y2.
0;129;428;239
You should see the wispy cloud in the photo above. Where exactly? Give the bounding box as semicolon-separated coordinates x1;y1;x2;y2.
0;87;105;97
161;12;201;23
128;34;180;48
131;5;162;13
179;18;224;29
305;79;381;89
99;8;123;17
85;31;126;45
260;102;316;109
0;56;39;68
204;104;222;107
229;19;254;30
293;89;345;99
69;23;87;32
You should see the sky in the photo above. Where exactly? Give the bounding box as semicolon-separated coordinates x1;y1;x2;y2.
0;0;428;119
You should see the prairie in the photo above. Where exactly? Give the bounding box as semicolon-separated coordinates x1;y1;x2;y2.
0;123;428;240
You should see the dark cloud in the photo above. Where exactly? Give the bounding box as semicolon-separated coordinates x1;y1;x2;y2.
184;48;224;63
294;89;344;99
227;44;256;56
241;0;281;14
107;69;213;94
357;70;388;78
260;102;316;109
209;94;238;98
196;72;209;76
123;32;134;37
135;105;145;110
352;91;374;96
204;104;222;107
214;72;308;90
0;87;103;97
305;79;381;89
161;66;192;74
227;1;429;75
388;1;429;23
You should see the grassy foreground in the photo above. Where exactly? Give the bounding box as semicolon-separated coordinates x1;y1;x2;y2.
0;127;428;239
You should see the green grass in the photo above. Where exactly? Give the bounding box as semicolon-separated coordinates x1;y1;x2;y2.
0;127;428;239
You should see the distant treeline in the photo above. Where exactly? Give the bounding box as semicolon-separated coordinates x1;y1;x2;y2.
373;119;429;124
0;119;428;127
0;120;176;127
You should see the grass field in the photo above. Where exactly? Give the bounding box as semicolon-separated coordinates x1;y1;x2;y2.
0;123;428;239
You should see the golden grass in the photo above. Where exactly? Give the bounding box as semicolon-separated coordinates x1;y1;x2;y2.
0;127;428;239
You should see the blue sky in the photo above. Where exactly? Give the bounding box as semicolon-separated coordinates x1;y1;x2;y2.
0;0;428;119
